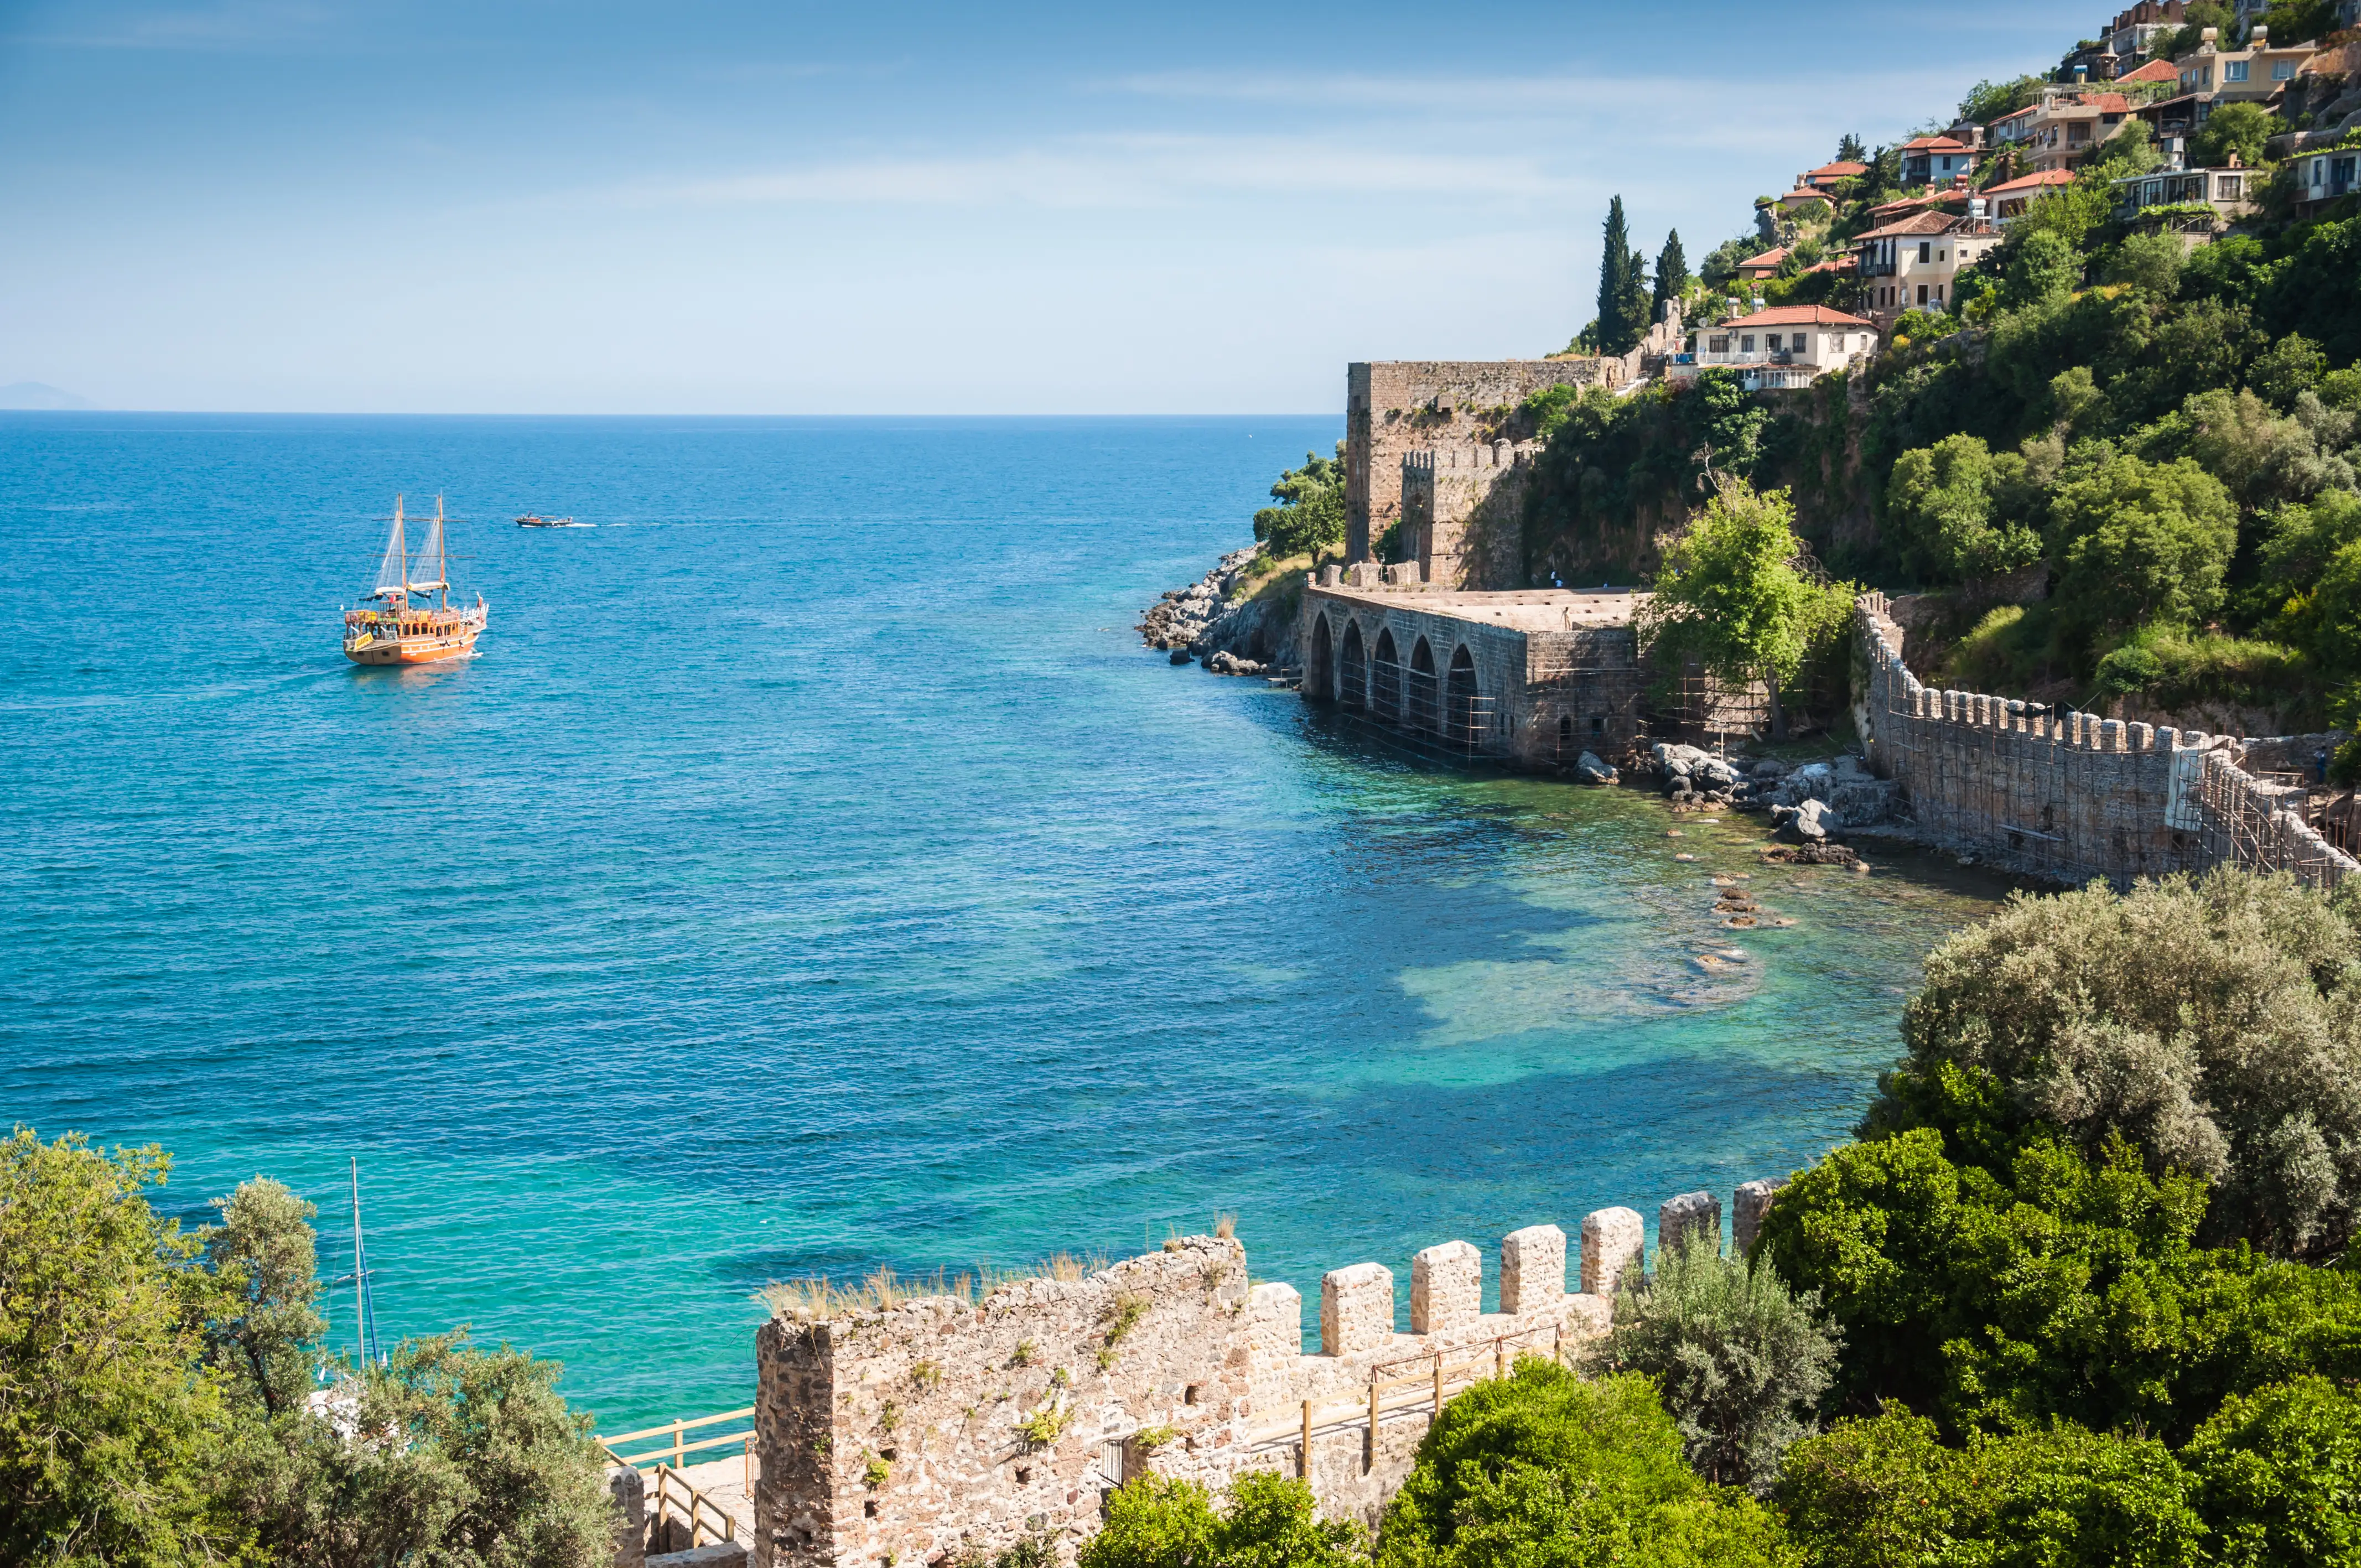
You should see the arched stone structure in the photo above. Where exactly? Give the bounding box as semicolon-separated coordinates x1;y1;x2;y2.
1445;645;1481;749
1371;629;1402;721
1407;637;1439;734
1307;613;1333;702
1338;621;1367;709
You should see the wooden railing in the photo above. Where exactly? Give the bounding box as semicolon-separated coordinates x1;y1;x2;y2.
598;1406;757;1476
1244;1322;1570;1476
648;1465;738;1550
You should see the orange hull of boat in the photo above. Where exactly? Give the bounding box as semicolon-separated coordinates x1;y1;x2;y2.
344;627;482;666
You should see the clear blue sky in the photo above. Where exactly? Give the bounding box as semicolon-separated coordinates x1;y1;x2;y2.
0;1;2071;413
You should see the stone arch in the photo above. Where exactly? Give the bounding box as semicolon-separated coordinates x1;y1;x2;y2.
1307;612;1333;700
1338;620;1367;709
1446;644;1481;749
1407;636;1439;733
1371;627;1402;721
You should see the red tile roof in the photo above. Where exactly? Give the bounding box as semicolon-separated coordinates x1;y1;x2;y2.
1803;256;1860;274
1804;160;1869;179
1726;304;1875;328
1982;168;2079;195
1737;246;1790;270
2118;58;2180;83
1856;211;1968;240
1903;136;1973;152
1867;191;1961;217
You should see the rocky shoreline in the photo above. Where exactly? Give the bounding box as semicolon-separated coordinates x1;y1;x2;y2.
1137;547;1300;678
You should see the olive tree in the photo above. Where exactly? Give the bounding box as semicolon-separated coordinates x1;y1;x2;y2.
1587;1231;1841;1493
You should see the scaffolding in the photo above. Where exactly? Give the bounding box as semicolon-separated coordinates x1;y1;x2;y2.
2195;750;2357;890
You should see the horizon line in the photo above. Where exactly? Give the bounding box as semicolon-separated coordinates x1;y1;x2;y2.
0;408;1345;419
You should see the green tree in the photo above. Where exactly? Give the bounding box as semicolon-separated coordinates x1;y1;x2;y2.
2248;333;2328;408
2105;230;2185;299
1654;230;1690;320
1252;443;1346;560
1082;1472;1367;1568
1376;1362;1794;1568
2186;1375;2361;1567
2192;101;2275;172
202;1177;327;1419
241;1332;616;1568
1597;197;1652;356
0;1128;255;1568
1999;229;2084;311
1882;434;2047;583
1635;479;1853;739
1587;1232;1840;1493
1778;1409;2207;1568
1958;76;2047;126
1836;133;1867;163
1872;869;2361;1258
2052;454;2239;636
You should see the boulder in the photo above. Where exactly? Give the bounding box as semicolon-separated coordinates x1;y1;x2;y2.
1775;798;1841;845
1169;648;1191;665
1575;751;1618;786
1770;761;1832;807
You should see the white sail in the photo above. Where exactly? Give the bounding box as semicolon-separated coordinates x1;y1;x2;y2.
370;497;409;598
407;496;448;593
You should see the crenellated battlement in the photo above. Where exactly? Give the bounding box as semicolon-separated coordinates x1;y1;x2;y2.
751;1181;1778;1568
1853;594;2352;887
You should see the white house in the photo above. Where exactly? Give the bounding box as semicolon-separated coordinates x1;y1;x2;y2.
1667;304;1879;390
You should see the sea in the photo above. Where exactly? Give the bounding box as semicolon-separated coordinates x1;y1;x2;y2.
0;413;2013;1436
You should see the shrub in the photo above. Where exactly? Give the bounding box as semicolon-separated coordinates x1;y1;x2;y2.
1376;1361;1794;1568
1587;1232;1841;1493
2184;1374;2361;1567
1871;868;2361;1258
1081;1472;1367;1568
1778;1408;2207;1568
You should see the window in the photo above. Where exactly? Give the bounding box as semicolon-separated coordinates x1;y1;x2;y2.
1740;334;1756;352
1917;284;1929;305
1708;335;1729;353
1765;333;1783;351
2225;59;2249;80
2274;61;2295;80
1918;241;1932;262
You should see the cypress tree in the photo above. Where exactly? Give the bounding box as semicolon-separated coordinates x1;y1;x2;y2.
1837;133;1867;163
1597;196;1639;356
1652;231;1689;319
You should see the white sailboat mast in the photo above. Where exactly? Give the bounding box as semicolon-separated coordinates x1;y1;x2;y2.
371;496;411;601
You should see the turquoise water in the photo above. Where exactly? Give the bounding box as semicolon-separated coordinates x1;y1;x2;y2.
0;414;2010;1436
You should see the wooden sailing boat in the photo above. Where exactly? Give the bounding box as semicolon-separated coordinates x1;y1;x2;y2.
342;495;489;666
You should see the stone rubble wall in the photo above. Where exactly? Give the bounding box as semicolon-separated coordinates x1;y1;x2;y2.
752;1184;1774;1568
1854;593;2354;888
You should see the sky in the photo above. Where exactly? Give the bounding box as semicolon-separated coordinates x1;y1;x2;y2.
0;0;2075;413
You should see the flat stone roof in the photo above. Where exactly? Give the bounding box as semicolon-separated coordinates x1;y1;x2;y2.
1310;585;1646;632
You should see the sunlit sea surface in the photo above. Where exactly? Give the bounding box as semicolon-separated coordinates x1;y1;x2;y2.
0;414;2015;1434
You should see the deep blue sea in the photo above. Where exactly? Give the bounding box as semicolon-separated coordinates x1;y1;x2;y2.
0;414;2010;1436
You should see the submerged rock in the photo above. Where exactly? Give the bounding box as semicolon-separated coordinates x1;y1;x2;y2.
1575;751;1618;786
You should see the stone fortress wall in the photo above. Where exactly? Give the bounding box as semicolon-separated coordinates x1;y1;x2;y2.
1854;593;2355;888
1345;361;1619;575
751;1181;1784;1568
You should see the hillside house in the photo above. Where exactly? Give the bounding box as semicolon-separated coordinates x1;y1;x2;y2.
1799;159;1867;190
2140;25;2317;137
1901;135;1978;184
1778;188;1836;216
2292;143;2360;216
2111;160;2259;226
1854;206;2001;316
2012;90;2137;172
2105;1;2186;59
1669;305;1877;391
1983;168;2078;220
1735;246;1790;280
